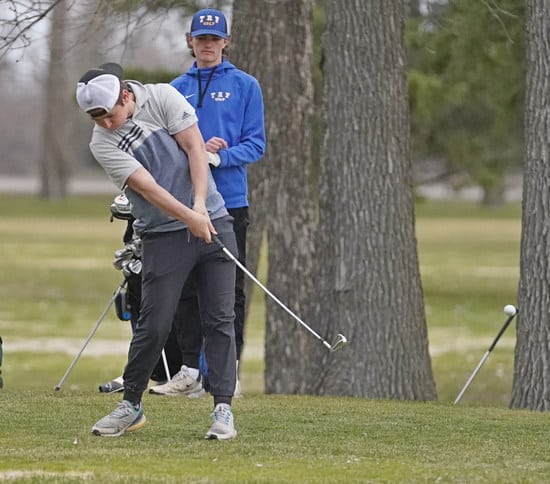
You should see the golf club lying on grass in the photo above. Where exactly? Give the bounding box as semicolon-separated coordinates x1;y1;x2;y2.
212;235;348;352
453;304;518;404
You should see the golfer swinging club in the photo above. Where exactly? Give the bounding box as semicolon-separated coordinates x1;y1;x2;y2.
76;62;238;440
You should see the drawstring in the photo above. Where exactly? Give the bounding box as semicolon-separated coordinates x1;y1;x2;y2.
197;66;217;109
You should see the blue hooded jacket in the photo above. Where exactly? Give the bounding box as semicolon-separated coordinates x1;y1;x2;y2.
171;59;266;209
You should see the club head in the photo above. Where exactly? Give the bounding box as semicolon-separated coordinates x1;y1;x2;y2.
329;333;348;352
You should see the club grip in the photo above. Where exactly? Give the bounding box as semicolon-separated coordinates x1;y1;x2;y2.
212;234;224;249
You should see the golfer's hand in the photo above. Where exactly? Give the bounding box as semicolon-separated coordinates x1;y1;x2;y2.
193;199;208;217
188;210;216;243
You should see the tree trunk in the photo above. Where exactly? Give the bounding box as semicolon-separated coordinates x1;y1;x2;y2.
511;0;550;411
230;0;270;318
40;0;70;200
232;0;318;393
315;0;436;399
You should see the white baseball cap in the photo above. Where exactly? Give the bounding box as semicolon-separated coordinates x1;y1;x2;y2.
76;63;123;115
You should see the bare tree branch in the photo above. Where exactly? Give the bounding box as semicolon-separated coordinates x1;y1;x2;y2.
0;0;68;60
479;0;518;43
0;0;224;61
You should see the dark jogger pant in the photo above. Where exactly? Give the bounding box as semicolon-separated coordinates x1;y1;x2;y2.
122;216;237;404
178;207;249;370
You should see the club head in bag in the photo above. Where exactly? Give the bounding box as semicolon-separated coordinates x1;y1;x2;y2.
329;333;348;352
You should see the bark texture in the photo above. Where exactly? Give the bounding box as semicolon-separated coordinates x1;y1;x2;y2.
315;0;437;398
511;0;550;411
40;0;70;199
232;0;318;392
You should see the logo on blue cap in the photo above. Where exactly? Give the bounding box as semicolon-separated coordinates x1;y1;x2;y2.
190;9;228;38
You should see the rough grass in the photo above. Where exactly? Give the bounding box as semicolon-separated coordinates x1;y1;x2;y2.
1;194;546;483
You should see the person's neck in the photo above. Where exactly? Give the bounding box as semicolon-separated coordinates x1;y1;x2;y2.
196;59;222;69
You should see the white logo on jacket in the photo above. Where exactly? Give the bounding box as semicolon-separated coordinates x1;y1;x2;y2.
210;91;231;102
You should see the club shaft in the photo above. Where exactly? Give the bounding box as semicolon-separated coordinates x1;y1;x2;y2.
161;349;171;381
453;311;517;404
487;314;516;352
453;351;489;404
54;279;127;391
214;237;330;349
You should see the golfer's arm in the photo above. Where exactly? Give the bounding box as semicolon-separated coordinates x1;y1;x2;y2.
125;167;197;223
173;124;209;205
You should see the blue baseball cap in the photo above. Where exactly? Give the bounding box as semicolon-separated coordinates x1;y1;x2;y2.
190;8;229;38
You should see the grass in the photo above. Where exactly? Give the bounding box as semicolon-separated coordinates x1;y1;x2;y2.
415;201;520;407
2;194;548;483
1;392;549;483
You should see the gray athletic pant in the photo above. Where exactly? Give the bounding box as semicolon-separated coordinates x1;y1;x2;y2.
122;216;237;404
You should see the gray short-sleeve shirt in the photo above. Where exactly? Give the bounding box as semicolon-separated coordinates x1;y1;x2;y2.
88;81;227;234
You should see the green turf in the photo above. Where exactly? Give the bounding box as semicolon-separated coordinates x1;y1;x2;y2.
1;392;549;483
2;194;546;483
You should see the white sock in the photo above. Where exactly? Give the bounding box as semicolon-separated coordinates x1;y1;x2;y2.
188;367;199;380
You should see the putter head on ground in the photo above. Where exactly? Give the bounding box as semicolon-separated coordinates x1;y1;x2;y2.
329;333;348;352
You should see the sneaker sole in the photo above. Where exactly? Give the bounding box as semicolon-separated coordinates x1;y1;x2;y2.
91;414;146;437
148;386;203;397
205;429;237;441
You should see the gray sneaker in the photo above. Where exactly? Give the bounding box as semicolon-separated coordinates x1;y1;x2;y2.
149;365;204;397
205;403;237;440
91;400;146;437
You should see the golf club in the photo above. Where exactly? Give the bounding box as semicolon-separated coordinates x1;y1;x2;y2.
212;235;348;352
54;279;127;392
161;349;171;382
453;304;518;404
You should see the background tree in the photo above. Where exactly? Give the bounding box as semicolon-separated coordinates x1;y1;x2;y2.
229;0;268;314
407;0;524;205
40;0;70;199
315;0;436;398
231;0;318;393
1;0;228;199
0;0;64;59
511;0;550;411
406;0;422;17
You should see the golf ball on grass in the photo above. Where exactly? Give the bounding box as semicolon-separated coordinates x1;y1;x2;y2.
504;304;517;316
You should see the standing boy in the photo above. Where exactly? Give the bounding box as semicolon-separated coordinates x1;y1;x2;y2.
149;7;266;397
76;62;238;440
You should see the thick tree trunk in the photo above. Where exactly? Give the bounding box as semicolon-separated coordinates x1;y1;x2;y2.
511;0;550;411
232;0;318;393
229;2;269;318
40;0;70;199
315;0;436;399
